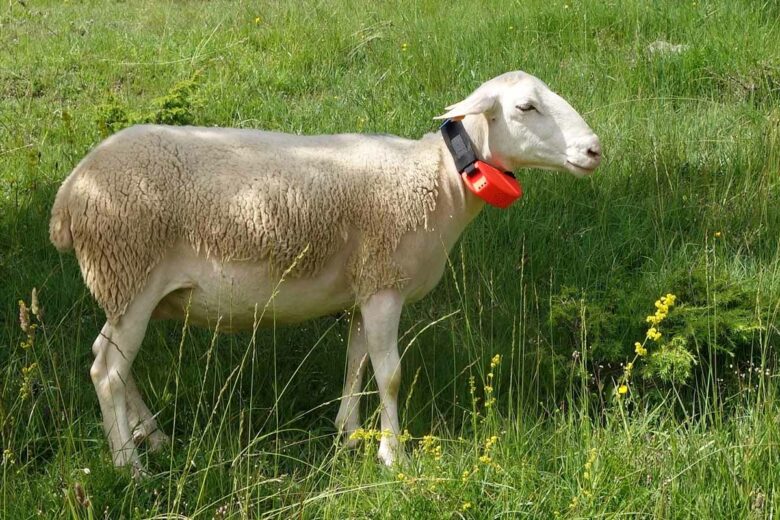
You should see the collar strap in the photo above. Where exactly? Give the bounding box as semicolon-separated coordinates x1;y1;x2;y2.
439;119;523;209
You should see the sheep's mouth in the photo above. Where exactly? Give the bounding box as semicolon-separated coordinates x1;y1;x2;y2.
565;161;597;176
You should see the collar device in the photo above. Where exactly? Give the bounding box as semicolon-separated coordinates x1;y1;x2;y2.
440;119;522;209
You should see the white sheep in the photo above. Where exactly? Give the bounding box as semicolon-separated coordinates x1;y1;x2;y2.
50;70;601;473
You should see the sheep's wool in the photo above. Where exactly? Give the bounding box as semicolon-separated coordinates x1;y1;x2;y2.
50;125;441;323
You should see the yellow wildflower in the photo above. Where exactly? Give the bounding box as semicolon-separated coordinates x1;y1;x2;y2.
490;354;502;368
646;327;661;341
19;362;38;400
462;502;473;511
349;428;381;441
635;342;647;356
420;434;442;460
618;384;628;395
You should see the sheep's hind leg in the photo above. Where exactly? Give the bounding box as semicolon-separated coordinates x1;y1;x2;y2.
361;289;404;467
335;314;369;448
126;374;169;452
92;322;139;471
90;286;160;475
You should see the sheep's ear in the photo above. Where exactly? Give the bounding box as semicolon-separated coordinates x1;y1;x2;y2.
433;86;499;120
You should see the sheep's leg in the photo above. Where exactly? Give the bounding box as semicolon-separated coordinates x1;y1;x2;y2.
90;290;157;474
90;320;144;471
335;314;368;447
126;374;169;452
90;322;134;464
361;289;404;467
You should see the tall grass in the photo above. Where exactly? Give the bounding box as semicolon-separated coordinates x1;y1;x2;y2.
1;0;779;517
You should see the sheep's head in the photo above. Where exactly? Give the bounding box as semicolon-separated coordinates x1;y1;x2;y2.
436;71;601;177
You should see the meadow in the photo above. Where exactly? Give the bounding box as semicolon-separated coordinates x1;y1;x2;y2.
1;0;779;517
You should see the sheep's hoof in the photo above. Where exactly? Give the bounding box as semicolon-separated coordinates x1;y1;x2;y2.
133;426;169;453
377;441;401;467
131;460;149;481
145;430;170;453
112;446;140;468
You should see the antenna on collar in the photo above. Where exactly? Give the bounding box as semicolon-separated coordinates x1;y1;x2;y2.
440;119;479;174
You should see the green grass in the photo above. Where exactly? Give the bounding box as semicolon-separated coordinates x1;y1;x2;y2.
1;0;779;517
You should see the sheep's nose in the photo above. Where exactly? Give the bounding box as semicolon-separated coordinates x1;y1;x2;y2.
566;135;603;173
583;137;602;168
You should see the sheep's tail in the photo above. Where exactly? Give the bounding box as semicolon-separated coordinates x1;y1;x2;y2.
49;172;76;252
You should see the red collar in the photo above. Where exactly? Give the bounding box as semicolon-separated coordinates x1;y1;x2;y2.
440;119;523;208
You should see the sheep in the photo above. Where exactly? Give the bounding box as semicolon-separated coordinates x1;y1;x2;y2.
50;70;601;473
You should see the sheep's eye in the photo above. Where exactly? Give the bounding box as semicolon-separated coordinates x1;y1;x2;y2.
516;103;536;112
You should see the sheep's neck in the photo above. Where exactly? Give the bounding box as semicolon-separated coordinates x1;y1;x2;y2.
432;116;489;240
444;114;496;220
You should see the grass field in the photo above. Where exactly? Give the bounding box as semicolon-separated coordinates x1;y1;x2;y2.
1;0;779;517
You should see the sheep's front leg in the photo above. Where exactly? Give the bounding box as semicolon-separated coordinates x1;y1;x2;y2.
361;289;404;466
335;314;368;447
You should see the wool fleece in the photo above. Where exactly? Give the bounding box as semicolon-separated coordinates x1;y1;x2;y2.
50;125;442;323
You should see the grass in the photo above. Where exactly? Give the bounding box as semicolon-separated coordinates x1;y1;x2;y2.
1;0;779;517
